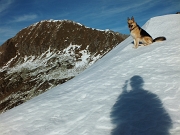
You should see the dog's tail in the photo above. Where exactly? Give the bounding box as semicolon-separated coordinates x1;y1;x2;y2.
153;36;166;42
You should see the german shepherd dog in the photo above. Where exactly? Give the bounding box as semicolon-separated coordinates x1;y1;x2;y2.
127;16;166;49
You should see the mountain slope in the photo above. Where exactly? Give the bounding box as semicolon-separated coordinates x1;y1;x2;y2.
0;20;127;113
0;14;180;135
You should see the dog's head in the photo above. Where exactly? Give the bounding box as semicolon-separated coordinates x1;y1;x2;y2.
127;16;136;31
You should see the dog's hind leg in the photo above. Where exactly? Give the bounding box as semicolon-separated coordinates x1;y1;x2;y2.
143;37;153;46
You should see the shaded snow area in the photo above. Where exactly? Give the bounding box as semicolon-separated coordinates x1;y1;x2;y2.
0;14;180;135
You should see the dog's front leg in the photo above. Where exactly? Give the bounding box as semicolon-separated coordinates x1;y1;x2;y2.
133;39;136;48
133;38;139;49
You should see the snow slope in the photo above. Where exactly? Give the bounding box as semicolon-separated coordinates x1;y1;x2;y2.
0;14;180;135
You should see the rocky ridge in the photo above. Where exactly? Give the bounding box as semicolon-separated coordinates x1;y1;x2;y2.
0;20;127;113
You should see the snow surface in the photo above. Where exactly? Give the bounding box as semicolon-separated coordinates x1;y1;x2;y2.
0;14;180;135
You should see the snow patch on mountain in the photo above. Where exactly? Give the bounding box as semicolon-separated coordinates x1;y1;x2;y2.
6;43;100;80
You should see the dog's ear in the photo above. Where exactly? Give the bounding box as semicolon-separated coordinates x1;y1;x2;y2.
131;16;134;22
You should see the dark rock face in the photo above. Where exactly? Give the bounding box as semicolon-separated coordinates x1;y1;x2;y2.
0;20;127;113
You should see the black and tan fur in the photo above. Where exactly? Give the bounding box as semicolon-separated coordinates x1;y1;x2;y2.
127;16;166;49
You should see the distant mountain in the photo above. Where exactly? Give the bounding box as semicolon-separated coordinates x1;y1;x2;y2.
0;20;127;113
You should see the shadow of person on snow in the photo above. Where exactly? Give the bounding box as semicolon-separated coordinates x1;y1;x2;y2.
110;75;172;135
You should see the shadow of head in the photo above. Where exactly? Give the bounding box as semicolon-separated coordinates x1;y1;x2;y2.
130;75;144;90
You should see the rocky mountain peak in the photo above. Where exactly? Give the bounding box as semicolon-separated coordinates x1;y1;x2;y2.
0;20;128;113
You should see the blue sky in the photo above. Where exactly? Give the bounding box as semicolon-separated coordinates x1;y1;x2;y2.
0;0;179;45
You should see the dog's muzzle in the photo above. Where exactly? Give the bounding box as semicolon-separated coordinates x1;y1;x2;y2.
128;24;133;29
